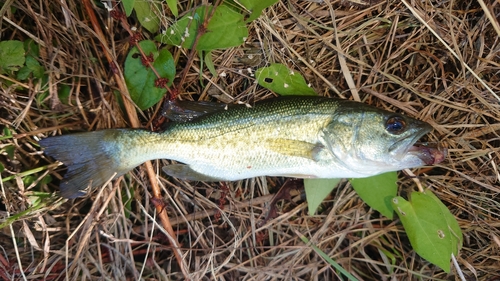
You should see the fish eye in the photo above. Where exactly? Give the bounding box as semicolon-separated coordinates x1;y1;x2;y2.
385;116;406;134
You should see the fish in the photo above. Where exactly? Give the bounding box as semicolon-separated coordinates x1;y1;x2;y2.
39;96;447;198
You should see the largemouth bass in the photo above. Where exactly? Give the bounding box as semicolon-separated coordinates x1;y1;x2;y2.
39;96;446;198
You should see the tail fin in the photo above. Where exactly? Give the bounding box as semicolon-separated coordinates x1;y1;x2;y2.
40;130;125;198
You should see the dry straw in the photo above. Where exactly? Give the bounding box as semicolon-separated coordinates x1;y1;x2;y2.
0;0;499;280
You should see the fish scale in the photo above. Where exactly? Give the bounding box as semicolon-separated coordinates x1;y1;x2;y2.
154;98;336;176
39;96;446;198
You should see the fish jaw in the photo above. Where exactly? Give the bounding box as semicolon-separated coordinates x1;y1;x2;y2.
387;122;447;168
407;145;447;166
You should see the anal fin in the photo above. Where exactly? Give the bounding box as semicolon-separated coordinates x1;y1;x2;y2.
162;164;223;181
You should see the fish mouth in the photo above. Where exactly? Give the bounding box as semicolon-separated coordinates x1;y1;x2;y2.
408;144;447;165
389;124;447;165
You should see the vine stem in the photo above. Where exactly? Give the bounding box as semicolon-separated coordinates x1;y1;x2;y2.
176;0;223;93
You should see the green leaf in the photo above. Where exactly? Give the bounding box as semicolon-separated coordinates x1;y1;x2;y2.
255;64;317;96
124;40;175;110
16;39;44;80
122;0;135;16
40;175;52;185
16;66;32;81
2;127;12;138
156;5;248;50
0;40;25;74
134;0;160;33
23;175;35;187
204;51;217;77
24;39;40;57
391;190;463;273
239;0;279;22
200;5;248;50
350;172;398;219
17;56;44;80
166;0;178;17
25;55;41;72
304;178;340;216
58;84;71;105
5;145;15;160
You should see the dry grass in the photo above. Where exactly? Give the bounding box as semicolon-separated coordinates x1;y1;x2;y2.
1;0;500;280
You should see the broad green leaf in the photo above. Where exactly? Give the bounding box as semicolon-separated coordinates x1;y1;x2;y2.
124;40;175;110
134;0;160;33
304;178;340;216
197;5;247;50
0;40;25;74
391;190;463;273
16;65;33;81
156;5;248;50
166;0;178;17
122;0;135;16
239;0;279;22
156;5;204;48
255;64;317;96
26;56;44;78
350;172;398;219
17;40;44;80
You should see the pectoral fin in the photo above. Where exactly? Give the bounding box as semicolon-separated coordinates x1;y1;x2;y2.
162;164;223;181
266;138;325;161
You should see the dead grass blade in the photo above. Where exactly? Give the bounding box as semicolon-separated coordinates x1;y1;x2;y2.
1;0;500;279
